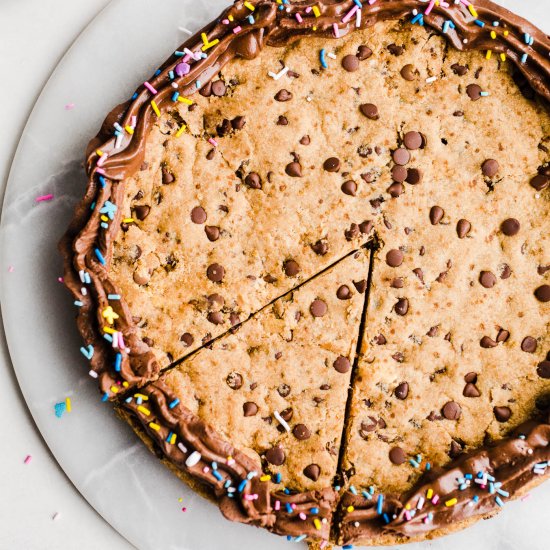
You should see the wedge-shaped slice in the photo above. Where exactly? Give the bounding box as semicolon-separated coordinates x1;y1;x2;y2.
117;248;370;539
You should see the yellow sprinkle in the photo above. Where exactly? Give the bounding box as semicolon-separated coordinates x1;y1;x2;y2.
201;32;209;44
178;498;183;502
134;393;149;401
445;498;458;507
313;26;317;31
103;326;116;334
201;38;219;51
260;474;271;482
125;125;134;135
500;53;506;61
314;518;322;530
100;215;109;222
490;30;496;39
426;488;434;499
468;4;478;18
175;124;187;137
346;505;354;513
137;405;151;416
122;218;135;223
96;149;104;157
228;14;234;21
169;433;177;444
110;385;119;394
149;422;161;431
65;397;71;412
405;504;411;510
102;306;119;325
177;96;194;105
312;5;320;17
244;1;255;11
486;49;492;59
504;30;509;36
151;100;160;117
122;381;129;388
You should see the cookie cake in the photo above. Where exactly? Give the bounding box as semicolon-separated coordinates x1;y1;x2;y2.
59;0;550;547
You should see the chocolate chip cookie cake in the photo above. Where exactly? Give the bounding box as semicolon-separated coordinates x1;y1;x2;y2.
59;0;550;547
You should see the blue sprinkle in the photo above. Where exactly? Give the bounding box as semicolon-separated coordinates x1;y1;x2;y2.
94;248;106;265
172;92;180;102
343;545;354;550
383;513;390;524
521;53;528;64
213;470;223;481
294;535;307;543
524;32;531;44
459;483;468;491
286;536;292;542
442;21;451;34
136;396;143;405
169;398;180;409
353;0;362;6
101;222;108;229
90;201;96;210
98;175;107;187
196;81;201;89
113;122;123;132
238;479;247;493
101;392;109;402
247;14;254;24
74;300;83;307
411;13;423;25
247;471;257;480
108;294;121;300
80;344;94;360
212;462;218;470
409;458;420;468
474;19;485;27
310;507;319;514
284;488;290;494
54;402;66;418
376;494;384;515
362;490;372;500
473;495;480;503
114;130;121;137
349;485;357;495
492;21;500;26
224;480;231;488
114;353;122;372
169;70;175;80
84;272;91;284
495;496;504;507
154;69;161;76
425;462;431;471
274;472;282;483
285;502;293;514
465;474;473;480
174;51;184;57
497;489;510;497
131;92;138;100
103;334;113;343
368;486;375;495
334;485;341;491
124;396;132;403
320;48;328;69
166;431;173;443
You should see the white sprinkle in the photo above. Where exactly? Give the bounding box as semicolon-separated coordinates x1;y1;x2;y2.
274;411;291;432
179;27;192;35
88;370;98;379
185;451;202;467
327;52;337;59
268;66;289;80
81;287;87;296
426;76;437;83
306;96;312;102
177;442;188;454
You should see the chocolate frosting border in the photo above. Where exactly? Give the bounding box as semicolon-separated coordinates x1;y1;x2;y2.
58;0;550;543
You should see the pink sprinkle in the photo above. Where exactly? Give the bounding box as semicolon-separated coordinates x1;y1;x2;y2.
118;332;125;348
431;494;439;505
131;115;137;127
425;0;436;14
202;466;210;473
208;138;218;147
57;277;64;283
181;507;187;512
333;23;340;37
274;500;281;511
404;510;411;521
233;25;242;34
299;512;307;520
244;494;258;501
295;13;303;23
368;0;378;4
8;266;14;273
305;6;312;13
65;103;75;110
291;503;297;510
222;18;229;24
35;194;54;203
342;5;358;23
24;455;32;464
144;81;158;95
97;154;108;167
96;168;106;175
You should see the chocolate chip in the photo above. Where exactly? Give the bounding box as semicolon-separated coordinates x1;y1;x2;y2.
429;206;444;225
391;278;404;289
405;168;422;185
206;263;225;283
395;298;409;316
530;174;549;191
442;401;461;420
360;220;373;234
323;157;341;172
283;259;300;277
466;84;482;100
303;464;321;481
265;446;285;465
226;372;243;390
277;383;291;397
392;148;410;166
456;219;471;238
500;264;512;279
496;328;510;343
134;205;150;221
277;115;288;126
479;271;497;288
274;89;292;102
403;131;424;150
229;312;240;326
449;440;463;458
451;63;468;76
386;249;404;267
342;54;360;72
360;103;379;120
353;279;367;293
499;218;520;236
211;80;226;97
336;285;352;300
357;45;373;60
387;43;404;56
207;311;224;325
482;159;499;178
180;332;194;346
311;239;328;256
133;270;150;286
394;382;409;400
293;424;311;440
400;64;417;81
537;361;550;378
521;336;538;353
341;180;357;196
243;402;258;416
245;172;262;189
162;167;175;184
389;446;406;465
333;356;351;373
463;383;481;397
480;336;498;348
190;206;207;224
464;372;478;383
231;116;246;130
300;135;311;145
310;299;328;317
387;182;404;197
285;162;302;177
493;406;512;423
391;165;408;183
204;225;220;242
535;285;550;302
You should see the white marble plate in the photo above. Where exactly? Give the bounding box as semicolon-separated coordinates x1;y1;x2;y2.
1;0;549;548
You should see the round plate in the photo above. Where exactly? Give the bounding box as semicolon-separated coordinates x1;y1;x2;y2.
1;0;549;548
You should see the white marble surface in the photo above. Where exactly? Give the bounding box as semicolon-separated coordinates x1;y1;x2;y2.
1;1;549;549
